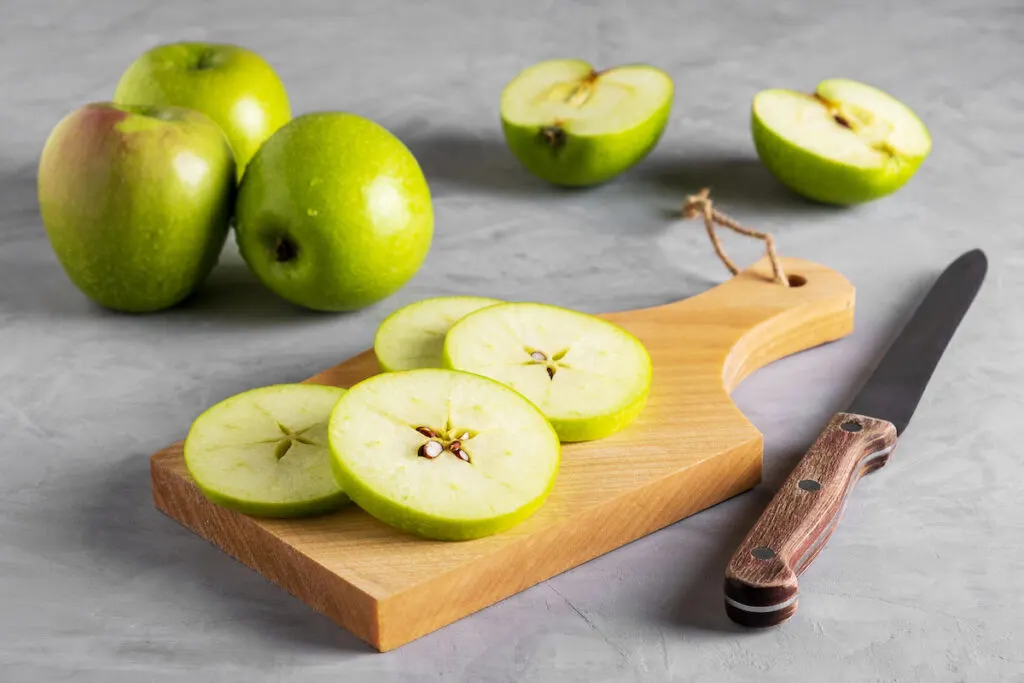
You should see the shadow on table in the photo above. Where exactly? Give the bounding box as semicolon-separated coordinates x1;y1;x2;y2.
77;451;372;654
394;127;840;213
0;163;38;227
655;446;816;635
634;153;838;217
0;239;334;329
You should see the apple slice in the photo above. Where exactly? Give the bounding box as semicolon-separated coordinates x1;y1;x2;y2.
184;384;349;517
442;303;652;442
328;369;560;540
752;79;931;204
375;296;502;372
501;59;673;186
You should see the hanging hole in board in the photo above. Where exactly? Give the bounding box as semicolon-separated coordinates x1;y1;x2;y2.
787;274;807;287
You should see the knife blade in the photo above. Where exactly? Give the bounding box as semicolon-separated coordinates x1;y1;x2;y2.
723;249;988;627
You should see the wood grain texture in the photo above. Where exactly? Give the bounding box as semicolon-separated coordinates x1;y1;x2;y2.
724;412;898;627
150;256;855;651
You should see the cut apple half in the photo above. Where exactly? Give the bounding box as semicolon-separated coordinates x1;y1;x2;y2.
500;59;673;186
752;78;931;204
375;296;502;372
328;369;560;540
184;384;349;517
443;302;652;442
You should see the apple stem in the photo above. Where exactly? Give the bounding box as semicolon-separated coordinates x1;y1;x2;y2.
682;189;791;287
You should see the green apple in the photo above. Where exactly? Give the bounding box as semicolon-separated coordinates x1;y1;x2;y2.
328;369;560;540
235;112;433;312
374;296;502;372
185;384;349;517
500;59;673;186
37;102;235;312
114;42;291;178
752;79;932;204
443;303;651;442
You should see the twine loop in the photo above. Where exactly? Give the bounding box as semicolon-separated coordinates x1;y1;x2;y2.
682;188;789;287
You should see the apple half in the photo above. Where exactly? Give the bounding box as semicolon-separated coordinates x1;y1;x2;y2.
184;384;349;517
328;369;560;540
501;59;673;186
752;79;932;204
443;303;652;442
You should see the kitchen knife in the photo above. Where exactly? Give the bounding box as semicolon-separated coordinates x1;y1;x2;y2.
723;249;988;627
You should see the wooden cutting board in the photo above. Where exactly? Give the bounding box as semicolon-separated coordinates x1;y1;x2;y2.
150;256;854;651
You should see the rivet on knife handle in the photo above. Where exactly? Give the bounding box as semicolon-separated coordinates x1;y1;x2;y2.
723;412;898;627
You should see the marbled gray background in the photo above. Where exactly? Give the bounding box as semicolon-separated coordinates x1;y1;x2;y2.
2;1;1021;681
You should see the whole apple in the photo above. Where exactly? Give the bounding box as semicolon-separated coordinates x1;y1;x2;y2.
235;112;433;312
38;103;236;312
114;42;291;178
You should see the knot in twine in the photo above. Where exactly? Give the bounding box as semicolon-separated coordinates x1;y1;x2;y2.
682;188;789;287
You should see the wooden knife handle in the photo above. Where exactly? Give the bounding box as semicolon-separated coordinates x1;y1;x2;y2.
724;412;898;627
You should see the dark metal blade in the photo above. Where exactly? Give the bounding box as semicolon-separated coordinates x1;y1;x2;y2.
846;249;987;434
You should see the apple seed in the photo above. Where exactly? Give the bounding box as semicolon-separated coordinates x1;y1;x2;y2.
419;440;443;459
415;426;437;438
452;447;471;463
546;365;556;380
530;351;548;361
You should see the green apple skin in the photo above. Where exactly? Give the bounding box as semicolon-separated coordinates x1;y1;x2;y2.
235;112;433;312
37;102;236;312
114;42;291;178
328;369;560;541
502;100;671;187
185;384;350;518
553;386;650;443
751;85;931;205
330;454;556;541
752;111;924;204
441;302;653;443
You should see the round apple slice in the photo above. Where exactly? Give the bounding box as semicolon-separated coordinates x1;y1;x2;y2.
752;78;932;204
184;384;349;517
328;369;560;541
442;303;652;442
374;296;502;372
500;59;673;186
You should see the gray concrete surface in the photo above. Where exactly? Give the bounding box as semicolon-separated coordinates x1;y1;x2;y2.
2;1;1022;681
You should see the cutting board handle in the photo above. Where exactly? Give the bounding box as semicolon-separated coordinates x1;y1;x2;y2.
603;256;856;395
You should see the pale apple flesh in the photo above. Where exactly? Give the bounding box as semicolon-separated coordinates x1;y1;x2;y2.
752;79;931;204
501;59;673;186
374;296;502;372
184;384;349;518
442;303;652;442
37;102;235;312
328;369;560;540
